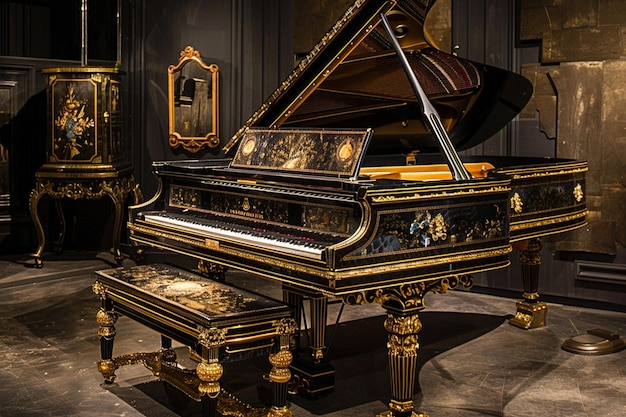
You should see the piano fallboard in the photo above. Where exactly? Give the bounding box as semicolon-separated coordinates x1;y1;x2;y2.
128;159;512;296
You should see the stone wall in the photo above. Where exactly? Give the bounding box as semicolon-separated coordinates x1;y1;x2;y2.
520;0;626;253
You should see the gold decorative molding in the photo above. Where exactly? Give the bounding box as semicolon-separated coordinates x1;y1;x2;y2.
510;192;523;214
343;275;474;311
369;183;510;203
198;327;227;349
129;221;509;289
573;183;584;202
509;209;588;232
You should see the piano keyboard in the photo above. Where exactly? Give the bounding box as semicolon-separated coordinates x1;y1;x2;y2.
141;212;338;260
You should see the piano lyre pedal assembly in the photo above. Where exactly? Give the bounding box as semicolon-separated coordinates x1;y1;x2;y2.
126;0;587;416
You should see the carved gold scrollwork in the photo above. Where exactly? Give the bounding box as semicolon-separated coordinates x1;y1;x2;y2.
429;213;447;241
510;192;523;214
198;327;227;349
342;275;474;312
275;317;298;337
33;176;136;201
388;333;419;357
384;314;422;336
197;259;228;280
92;281;107;299
573;183;584;202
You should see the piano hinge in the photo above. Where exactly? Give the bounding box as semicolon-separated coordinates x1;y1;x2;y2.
405;150;419;166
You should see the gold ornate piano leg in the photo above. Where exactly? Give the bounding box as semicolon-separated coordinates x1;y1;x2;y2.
377;313;428;417
509;238;548;329
344;278;472;416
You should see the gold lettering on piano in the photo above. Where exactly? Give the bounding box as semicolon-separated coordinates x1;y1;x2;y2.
229;209;264;219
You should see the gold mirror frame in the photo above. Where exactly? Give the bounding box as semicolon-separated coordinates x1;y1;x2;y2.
168;46;220;152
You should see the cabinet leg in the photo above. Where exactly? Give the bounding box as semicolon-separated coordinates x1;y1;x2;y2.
28;187;45;268
52;199;65;254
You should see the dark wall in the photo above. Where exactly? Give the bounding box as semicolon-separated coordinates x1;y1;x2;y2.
451;0;626;309
0;0;294;253
124;0;294;199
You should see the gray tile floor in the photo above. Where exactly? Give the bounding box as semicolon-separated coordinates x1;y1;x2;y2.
1;252;625;417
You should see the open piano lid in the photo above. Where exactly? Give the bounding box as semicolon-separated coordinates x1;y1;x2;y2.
223;0;533;157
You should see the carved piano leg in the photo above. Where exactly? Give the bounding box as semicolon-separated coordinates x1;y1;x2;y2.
509;238;548;329
309;295;328;363
344;276;472;417
378;312;426;417
283;287;335;397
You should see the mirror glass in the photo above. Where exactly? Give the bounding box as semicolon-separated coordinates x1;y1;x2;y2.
168;46;219;152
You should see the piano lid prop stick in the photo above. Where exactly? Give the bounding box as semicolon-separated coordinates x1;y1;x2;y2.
379;13;472;181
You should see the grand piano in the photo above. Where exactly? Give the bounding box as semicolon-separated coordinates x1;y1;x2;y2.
128;0;587;416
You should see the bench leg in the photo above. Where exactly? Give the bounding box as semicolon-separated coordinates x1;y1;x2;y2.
268;318;297;417
197;328;226;417
95;295;118;383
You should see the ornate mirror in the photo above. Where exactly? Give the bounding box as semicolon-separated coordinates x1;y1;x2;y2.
168;46;219;152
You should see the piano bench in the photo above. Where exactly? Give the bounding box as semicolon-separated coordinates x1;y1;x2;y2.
92;263;296;417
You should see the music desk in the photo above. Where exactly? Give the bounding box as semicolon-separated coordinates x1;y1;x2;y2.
93;264;296;417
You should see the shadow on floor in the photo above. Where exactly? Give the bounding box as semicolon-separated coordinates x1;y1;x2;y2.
96;311;507;416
